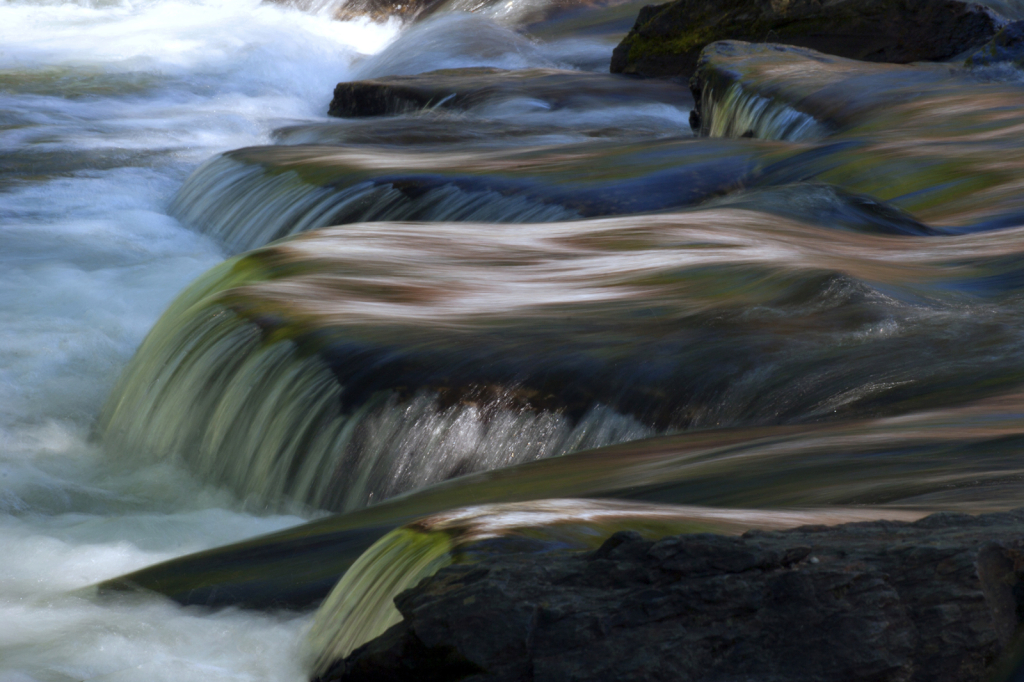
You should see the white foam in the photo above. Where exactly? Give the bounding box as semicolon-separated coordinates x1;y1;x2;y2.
353;12;564;78
0;0;396;678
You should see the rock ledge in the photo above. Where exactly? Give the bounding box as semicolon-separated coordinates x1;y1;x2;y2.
320;508;1024;682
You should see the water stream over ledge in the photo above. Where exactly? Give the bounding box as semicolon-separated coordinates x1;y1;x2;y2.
4;0;1024;679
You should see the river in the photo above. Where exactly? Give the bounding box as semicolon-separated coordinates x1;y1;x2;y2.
3;0;1024;679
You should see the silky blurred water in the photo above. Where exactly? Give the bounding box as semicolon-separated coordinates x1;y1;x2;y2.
0;0;399;678
0;0;684;673
7;0;1024;676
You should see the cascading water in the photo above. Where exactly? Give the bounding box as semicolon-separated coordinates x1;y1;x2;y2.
0;0;511;679
8;0;1024;676
698;81;828;141
306;500;925;676
99;299;652;512
100;207;1024;518
169;152;583;253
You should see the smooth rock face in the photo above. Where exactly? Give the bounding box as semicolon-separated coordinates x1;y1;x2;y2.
682;40;1024;225
328;67;692;118
685;41;958;135
322;509;1024;682
610;0;1003;78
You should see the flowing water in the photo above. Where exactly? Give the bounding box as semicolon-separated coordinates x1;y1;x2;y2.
5;0;1024;678
0;0;688;678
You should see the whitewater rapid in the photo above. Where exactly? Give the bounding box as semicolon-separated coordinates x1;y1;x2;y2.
0;0;512;678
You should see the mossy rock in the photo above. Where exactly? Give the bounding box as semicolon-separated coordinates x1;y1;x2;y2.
965;19;1024;66
610;0;1004;78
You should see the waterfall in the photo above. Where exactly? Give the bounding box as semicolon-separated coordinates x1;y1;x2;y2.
170;152;582;254
304;500;745;673
699;82;828;141
9;0;1024;675
98;257;654;513
304;499;931;676
307;526;457;672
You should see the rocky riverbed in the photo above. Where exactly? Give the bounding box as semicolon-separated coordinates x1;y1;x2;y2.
54;0;1024;679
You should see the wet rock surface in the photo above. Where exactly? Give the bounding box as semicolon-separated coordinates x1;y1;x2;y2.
328;67;692;118
610;0;1003;78
685;41;959;136
967;19;1024;66
320;508;1024;682
684;40;1024;226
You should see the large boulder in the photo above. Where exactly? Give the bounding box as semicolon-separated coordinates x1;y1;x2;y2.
610;0;1004;78
320;508;1024;682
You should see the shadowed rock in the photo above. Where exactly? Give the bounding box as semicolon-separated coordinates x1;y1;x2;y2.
966;19;1024;66
328;67;691;118
320;508;1024;682
610;0;1003;78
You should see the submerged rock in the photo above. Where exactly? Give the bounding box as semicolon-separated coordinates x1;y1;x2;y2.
169;139;754;253
100;200;1024;521
610;0;1003;78
320;508;1024;682
328;67;691;118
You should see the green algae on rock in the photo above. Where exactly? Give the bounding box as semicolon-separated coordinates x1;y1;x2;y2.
691;41;1024;226
610;0;1003;78
965;19;1024;67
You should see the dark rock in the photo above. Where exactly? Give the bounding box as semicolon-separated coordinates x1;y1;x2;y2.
328;67;691;118
322;508;1024;682
610;0;1004;78
966;20;1024;66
